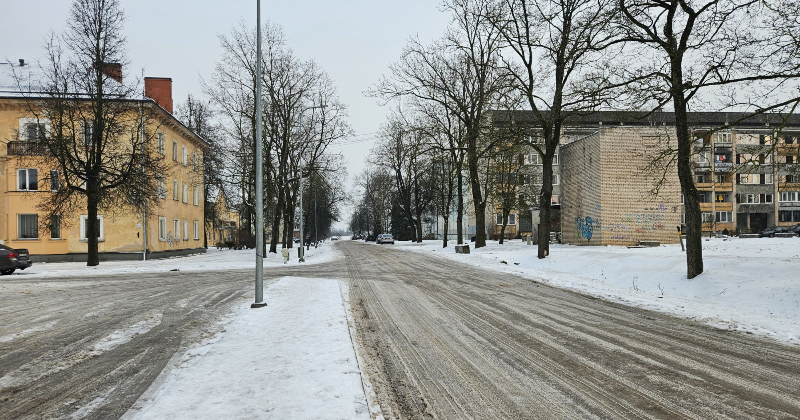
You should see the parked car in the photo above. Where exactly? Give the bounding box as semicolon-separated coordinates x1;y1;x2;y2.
790;223;800;236
759;225;792;238
0;244;31;275
376;234;395;244
365;234;376;242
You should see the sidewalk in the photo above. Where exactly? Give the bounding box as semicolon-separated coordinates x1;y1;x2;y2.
123;277;372;420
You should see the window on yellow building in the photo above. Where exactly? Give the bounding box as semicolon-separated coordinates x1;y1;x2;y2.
182;146;187;166
194;221;199;240
50;170;60;191
157;132;165;154
172;141;178;161
159;217;167;241
183;220;188;241
173;179;179;200
182;183;188;203
80;215;103;241
17;169;38;191
193;187;199;206
174;219;180;241
18;214;38;239
50;215;61;239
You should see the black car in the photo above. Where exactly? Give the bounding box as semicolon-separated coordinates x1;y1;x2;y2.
789;223;800;237
0;245;31;275
759;225;791;238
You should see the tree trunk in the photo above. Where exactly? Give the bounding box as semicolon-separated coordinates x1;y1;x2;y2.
469;155;487;248
457;162;464;245
86;188;100;266
442;218;449;248
671;58;704;278
416;215;423;243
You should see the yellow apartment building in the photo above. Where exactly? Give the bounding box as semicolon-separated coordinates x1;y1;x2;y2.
0;78;208;262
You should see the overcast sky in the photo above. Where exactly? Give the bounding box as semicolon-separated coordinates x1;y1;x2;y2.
0;0;452;228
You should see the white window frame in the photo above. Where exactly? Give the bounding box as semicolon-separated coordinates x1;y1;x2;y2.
173;179;179;201
701;212;714;223
159;217;167;241
696;174;705;184
19;118;50;141
528;153;540;165
172;141;178;161
183;220;189;240
551;195;560;205
552;154;559;165
157;132;165;154
17;214;39;239
715;211;732;223
696;152;708;163
174;219;181;241
182;146;187;166
193;187;199;206
765;174;773;184
79;215;104;241
194;221;199;240
17;168;38;191
552;174;560;186
157;177;167;199
508;213;516;225
182;183;188;203
744;193;758;204
764;194;773;204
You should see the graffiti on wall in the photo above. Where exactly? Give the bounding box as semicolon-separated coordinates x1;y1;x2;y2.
576;217;594;241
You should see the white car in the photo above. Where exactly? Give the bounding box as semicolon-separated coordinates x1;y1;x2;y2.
376;234;395;244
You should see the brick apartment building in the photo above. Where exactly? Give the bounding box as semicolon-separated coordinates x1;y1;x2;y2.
486;111;800;246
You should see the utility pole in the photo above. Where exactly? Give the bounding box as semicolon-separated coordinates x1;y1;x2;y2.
251;0;267;308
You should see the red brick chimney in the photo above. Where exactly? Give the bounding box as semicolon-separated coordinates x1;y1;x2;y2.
144;77;173;113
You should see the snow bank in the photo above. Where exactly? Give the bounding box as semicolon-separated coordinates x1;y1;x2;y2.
393;237;800;345
124;277;370;420
11;243;341;279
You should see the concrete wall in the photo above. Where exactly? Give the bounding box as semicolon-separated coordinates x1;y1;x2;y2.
562;126;681;246
561;132;602;245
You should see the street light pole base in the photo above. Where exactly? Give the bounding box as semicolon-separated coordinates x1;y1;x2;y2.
251;302;268;308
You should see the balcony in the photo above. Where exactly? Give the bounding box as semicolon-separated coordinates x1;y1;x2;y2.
6;141;50;156
777;144;800;154
713;162;733;172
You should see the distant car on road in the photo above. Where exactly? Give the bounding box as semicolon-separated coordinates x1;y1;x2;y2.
331;236;339;241
365;234;376;242
0;244;31;275
376;234;395;244
759;225;792;238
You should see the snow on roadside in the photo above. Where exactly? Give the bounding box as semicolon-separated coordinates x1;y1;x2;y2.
124;277;370;420
392;237;800;345
9;242;341;279
91;312;163;355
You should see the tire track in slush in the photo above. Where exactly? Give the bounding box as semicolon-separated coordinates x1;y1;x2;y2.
342;241;800;420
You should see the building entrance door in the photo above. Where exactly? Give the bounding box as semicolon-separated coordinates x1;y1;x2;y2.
750;213;767;232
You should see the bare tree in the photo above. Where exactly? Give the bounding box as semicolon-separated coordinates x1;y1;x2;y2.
486;0;620;258
616;0;800;278
26;0;166;266
374;0;512;248
176;94;226;249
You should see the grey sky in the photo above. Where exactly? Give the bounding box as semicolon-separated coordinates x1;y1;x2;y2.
1;0;452;228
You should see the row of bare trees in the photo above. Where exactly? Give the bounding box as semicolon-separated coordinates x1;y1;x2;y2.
357;0;800;279
203;22;350;252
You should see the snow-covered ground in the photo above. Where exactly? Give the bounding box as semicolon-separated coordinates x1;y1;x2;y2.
392;237;800;346
9;243;339;279
123;277;372;420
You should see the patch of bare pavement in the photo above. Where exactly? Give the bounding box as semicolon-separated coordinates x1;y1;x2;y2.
342;241;800;419
0;262;343;420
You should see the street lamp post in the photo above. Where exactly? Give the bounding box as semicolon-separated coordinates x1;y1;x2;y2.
251;0;267;308
297;104;325;262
